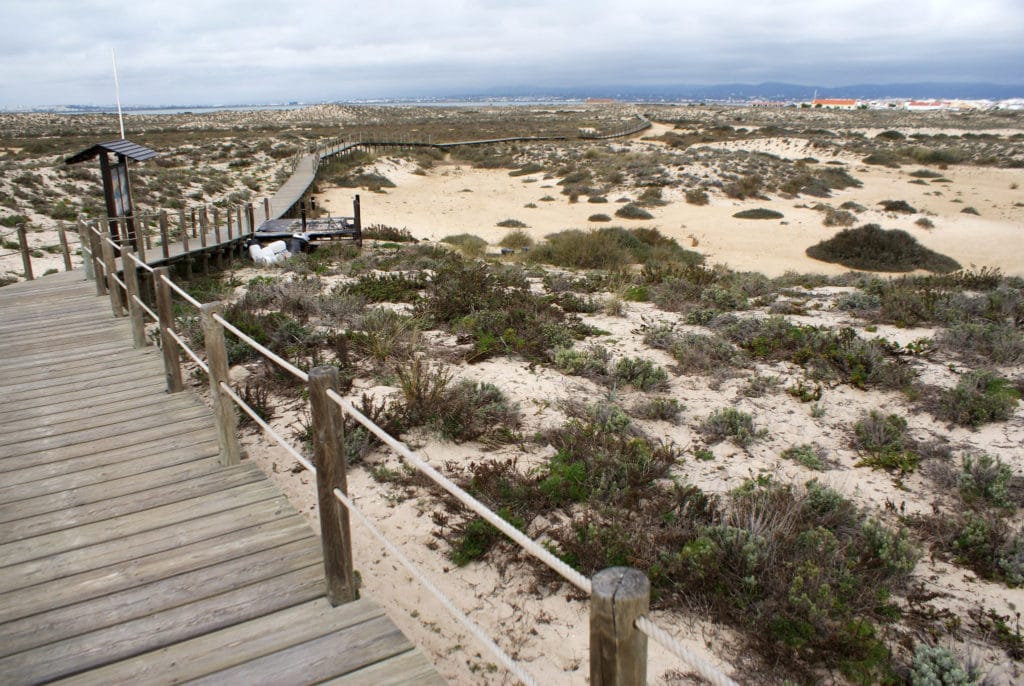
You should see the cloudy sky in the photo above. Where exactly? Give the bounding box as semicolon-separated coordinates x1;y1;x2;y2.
2;0;1022;106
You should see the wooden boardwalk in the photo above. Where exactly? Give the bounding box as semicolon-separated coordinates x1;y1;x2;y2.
0;271;443;685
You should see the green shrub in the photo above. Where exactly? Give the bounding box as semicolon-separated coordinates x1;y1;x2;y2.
553;345;610;378
344;272;426;302
733;208;783;220
700;407;765;446
615;203;654;220
961;206;980;216
940;322;1024;365
588;213;611;222
498;229;534;249
958;453;1013;509
909;644;979;686
716;317;914;389
632;397;684;423
862;152;902;167
643;323;742;374
782;443;829;470
611;356;669;391
496;218;527;228
685;188;709;205
441;233;488;257
806;224;961;273
853;410;919;475
878;199;917;214
936;371;1020;428
823;208;856;227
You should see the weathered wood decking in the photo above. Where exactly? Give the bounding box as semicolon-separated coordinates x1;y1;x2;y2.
0;271;443;685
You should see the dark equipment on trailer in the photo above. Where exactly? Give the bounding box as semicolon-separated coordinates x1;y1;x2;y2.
247;195;361;264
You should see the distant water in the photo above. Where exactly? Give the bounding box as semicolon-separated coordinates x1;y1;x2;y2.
109;100;584;116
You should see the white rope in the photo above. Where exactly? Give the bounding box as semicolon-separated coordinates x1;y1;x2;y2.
634;616;739;686
131;294;158;322
219;382;315;473
167;328;209;373
159;273;203;309
332;486;540;686
213;313;309;383
324;388;592;595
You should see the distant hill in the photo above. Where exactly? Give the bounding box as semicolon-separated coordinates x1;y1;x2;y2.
478;82;1024;102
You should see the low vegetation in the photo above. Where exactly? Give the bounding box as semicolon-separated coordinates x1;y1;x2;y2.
806;224;962;273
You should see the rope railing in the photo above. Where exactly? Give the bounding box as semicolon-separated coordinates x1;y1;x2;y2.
332;485;541;686
635;616;739;686
213;313;309;383
324;387;593;594
159;273;203;309
218;381;315;473
167;328;209;373
131;294;158;322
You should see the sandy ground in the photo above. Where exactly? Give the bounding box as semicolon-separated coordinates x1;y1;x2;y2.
320;138;1023;278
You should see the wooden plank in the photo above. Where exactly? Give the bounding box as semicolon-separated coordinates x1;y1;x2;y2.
187;614;413;686
0;405;211;464
0;539;322;657
0;463;267;542
0;518;313;625
0;392;204;445
0;564;324;684
51;598;386;686
0;454;220;512
0;495;294;594
0;377;166;420
0;480;281;567
0;359;161;396
322;650;447;686
0;427;218;488
0;387;192;436
0;454;222;516
0;415;216;472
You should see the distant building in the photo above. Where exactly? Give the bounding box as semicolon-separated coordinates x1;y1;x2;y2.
751;100;788;108
813;98;858;109
905;100;946;111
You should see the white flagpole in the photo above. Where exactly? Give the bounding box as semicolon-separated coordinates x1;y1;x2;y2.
112;48;126;139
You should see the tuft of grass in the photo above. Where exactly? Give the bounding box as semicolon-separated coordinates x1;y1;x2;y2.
496;218;527;228
685;188;709;205
611;356;669;391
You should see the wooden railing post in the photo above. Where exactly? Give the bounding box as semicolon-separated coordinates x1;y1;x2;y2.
88;224;106;295
154;267;184;392
136;217;148;263
179;209;192;280
246;203;256;234
308;366;357;605
226;208;234;241
100;233;125;317
590;567;650;686
77;219;95;281
57;222;72;271
159;210;171;259
121;248;147;348
264;197;271;221
199;302;241;466
16;226;33;281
